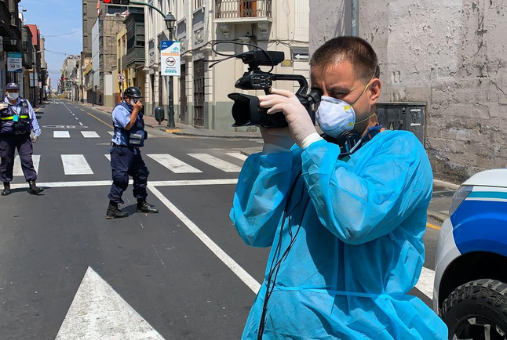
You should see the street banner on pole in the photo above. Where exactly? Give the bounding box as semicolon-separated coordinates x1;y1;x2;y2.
160;41;180;77
7;52;22;73
30;73;37;87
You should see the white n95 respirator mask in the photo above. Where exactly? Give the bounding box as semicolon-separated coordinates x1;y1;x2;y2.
315;96;356;138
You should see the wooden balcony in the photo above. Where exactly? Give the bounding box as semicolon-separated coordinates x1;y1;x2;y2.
123;46;144;69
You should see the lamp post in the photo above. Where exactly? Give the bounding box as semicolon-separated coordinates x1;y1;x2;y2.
164;12;176;128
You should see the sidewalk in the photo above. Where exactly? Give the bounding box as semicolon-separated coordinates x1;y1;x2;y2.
82;102;456;222
81;102;262;139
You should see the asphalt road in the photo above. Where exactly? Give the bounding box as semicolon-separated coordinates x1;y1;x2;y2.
0;100;447;339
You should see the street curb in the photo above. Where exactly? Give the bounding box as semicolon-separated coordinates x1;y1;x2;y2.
427;210;449;223
433;179;460;190
171;131;262;139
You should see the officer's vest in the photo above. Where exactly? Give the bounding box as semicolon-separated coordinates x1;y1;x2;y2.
0;99;31;135
113;101;146;147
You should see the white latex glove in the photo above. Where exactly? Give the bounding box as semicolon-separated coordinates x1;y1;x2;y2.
31;135;39;143
260;127;294;153
259;88;321;148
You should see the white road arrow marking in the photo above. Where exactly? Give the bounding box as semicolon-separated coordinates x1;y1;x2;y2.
56;267;164;340
415;266;435;299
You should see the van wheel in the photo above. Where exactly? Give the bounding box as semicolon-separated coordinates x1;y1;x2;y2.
441;279;507;340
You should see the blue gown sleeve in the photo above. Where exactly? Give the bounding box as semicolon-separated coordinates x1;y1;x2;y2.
230;149;302;247
301;133;432;245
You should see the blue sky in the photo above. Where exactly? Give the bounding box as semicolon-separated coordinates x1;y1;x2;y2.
20;0;84;87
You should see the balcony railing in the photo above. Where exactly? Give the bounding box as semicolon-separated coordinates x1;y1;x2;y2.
123;46;144;68
215;0;272;19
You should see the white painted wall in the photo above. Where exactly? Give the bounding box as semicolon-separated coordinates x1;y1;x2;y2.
310;0;507;183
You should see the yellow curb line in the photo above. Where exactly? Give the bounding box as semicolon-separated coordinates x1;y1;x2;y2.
426;223;441;231
85;111;113;129
165;129;180;133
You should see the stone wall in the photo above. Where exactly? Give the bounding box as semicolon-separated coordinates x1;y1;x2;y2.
311;0;507;183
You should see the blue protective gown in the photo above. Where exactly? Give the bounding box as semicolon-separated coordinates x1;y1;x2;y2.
230;130;448;340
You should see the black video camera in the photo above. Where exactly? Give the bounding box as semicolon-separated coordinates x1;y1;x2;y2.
227;50;322;128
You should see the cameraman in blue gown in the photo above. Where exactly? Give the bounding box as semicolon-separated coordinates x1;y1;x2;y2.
230;36;447;339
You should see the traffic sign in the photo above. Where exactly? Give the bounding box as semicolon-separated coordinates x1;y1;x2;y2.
293;53;309;60
160;41;180;76
7;52;22;73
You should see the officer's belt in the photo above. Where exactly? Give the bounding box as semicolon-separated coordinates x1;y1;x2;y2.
1;115;29;120
111;142;131;148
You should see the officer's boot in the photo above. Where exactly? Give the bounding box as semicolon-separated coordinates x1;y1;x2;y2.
106;201;129;219
28;181;44;195
137;200;159;214
2;182;11;196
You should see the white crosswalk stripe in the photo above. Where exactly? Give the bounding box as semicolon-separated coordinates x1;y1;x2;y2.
226;152;247;161
81;131;100;138
15;152;247;177
147;154;202;173
13;155;40;176
61;155;94;175
108;131;114;136
189;153;242;172
54;131;70;138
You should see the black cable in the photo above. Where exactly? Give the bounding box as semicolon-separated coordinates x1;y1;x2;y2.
210;41;276;73
43;29;82;38
257;172;301;339
257;171;310;339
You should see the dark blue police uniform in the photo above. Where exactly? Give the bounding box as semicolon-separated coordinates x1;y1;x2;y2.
106;91;158;219
108;101;149;203
0;82;43;196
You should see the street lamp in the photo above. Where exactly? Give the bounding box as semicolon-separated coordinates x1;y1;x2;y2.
164;12;176;128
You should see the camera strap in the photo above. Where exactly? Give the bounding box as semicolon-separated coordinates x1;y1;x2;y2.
323;124;382;161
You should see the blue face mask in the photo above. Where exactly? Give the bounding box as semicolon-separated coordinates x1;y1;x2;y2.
315;81;373;138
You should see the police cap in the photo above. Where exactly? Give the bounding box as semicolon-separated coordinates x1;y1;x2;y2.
6;83;20;91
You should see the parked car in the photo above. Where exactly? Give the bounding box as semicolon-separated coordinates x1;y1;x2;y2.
433;168;507;340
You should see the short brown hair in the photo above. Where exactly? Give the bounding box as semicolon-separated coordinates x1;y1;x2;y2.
310;36;379;83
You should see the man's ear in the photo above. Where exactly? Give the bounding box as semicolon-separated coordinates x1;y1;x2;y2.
368;78;381;104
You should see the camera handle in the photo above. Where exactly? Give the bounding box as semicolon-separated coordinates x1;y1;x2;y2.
263;74;321;125
269;74;309;97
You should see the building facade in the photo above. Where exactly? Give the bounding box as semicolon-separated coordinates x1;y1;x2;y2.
21;24;33;99
144;0;310;131
0;0;23;94
82;0;105;58
91;14;126;107
25;24;47;107
311;0;507;183
116;7;146;104
60;54;80;100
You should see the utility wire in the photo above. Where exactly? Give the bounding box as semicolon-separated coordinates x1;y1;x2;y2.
44;49;72;55
42;29;82;38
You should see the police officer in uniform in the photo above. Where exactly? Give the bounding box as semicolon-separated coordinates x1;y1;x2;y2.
0;83;43;196
106;86;158;219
